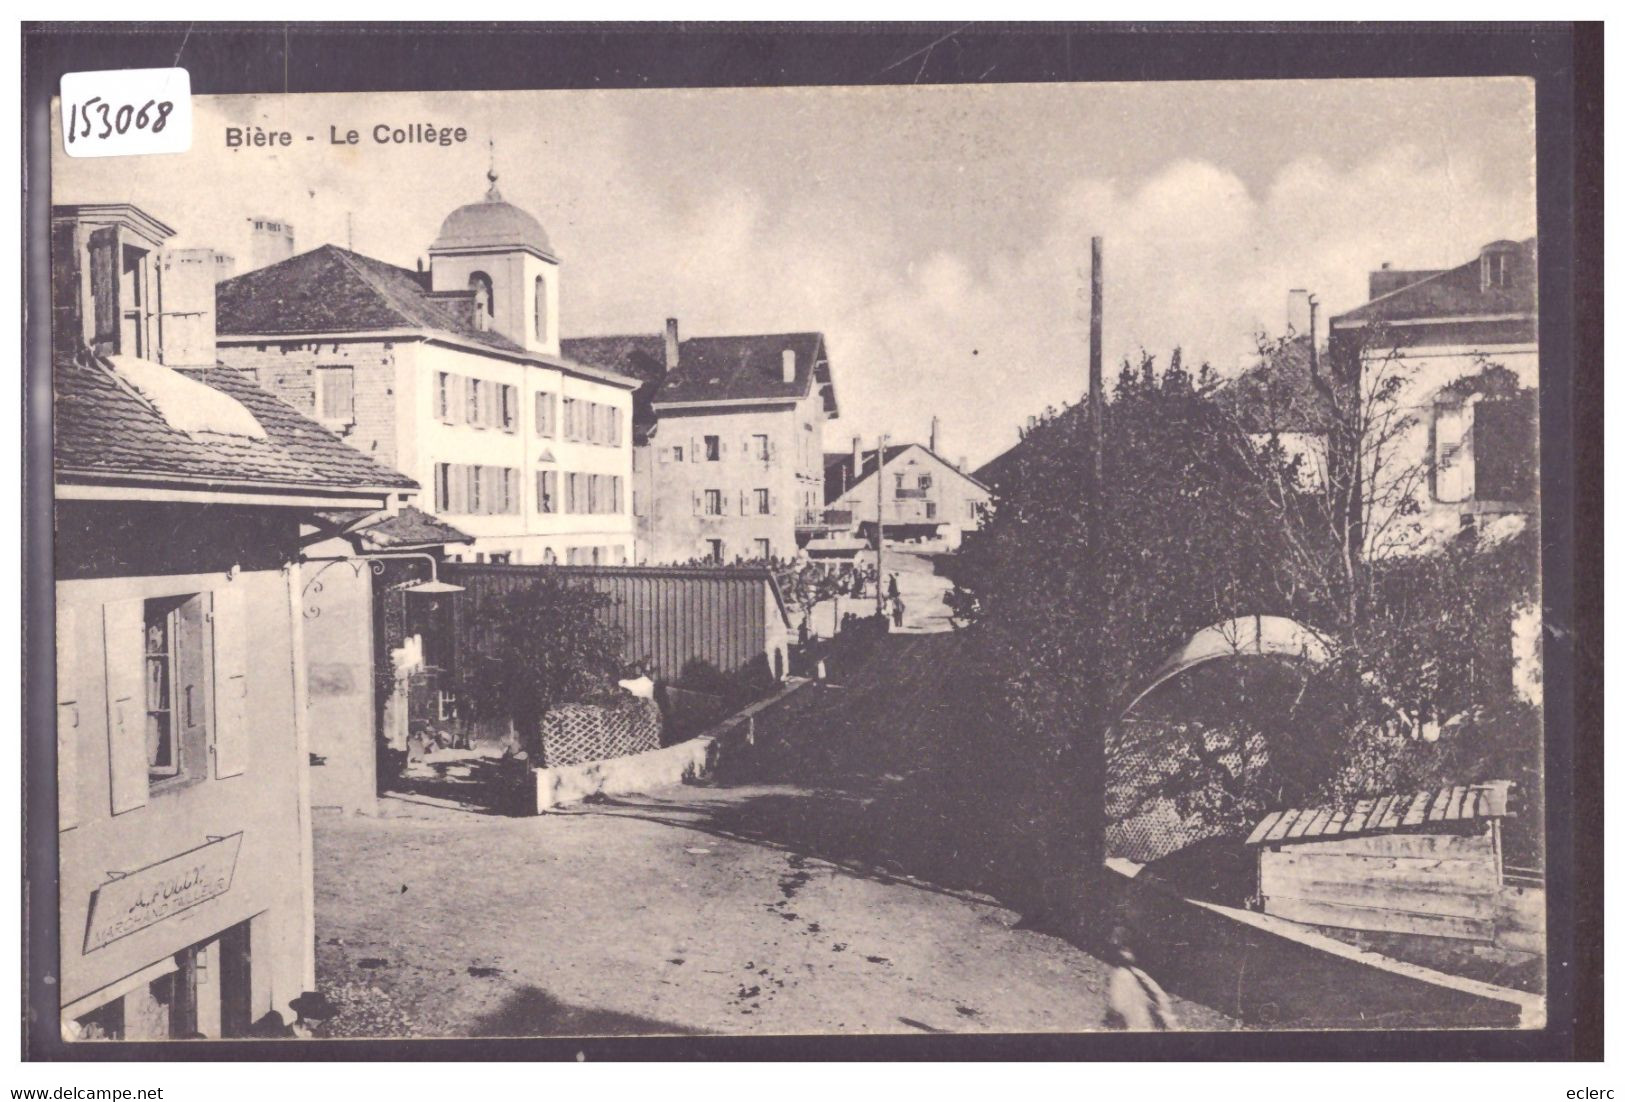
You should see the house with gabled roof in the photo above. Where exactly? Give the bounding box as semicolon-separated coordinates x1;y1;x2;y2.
51;201;418;1040
823;424;991;550
1326;237;1538;554
564;319;840;564
214;174;641;567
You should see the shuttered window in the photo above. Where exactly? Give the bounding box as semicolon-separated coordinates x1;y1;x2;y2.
57;605;79;831
1433;407;1469;503
316;366;355;424
210;588;248;779
103;599;148;814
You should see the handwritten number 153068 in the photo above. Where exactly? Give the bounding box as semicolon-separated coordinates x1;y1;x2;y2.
66;97;174;143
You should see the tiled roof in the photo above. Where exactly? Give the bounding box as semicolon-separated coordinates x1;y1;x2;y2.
660;333;826;404
350;506;472;551
54;351;418;494
216;244;527;355
558;335;668;438
1332;238;1537;326
565;331;830;407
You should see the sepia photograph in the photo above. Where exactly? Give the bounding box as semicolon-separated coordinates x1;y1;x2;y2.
21;23;1598;1065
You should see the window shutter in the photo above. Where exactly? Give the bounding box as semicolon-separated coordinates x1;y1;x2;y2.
57;604;79;830
102;599;147;814
88;226;121;353
210;587;248;779
1434;407;1467;503
691;437;700;463
691;491;701;516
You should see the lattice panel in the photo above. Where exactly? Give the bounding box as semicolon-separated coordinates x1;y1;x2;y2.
540;700;662;768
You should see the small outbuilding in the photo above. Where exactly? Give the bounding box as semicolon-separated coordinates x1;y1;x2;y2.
1243;781;1540;954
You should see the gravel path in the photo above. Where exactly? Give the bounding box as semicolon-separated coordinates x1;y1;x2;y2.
313;788;1233;1038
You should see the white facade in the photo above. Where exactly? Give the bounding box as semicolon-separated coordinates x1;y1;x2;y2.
411;341;636;563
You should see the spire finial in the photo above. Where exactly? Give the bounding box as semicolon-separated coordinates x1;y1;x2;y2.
485;138;501;200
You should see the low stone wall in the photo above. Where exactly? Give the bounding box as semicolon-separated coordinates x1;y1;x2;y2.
532;678;809;813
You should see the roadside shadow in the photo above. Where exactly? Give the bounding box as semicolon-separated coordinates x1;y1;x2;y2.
469;985;709;1038
386;756;522;816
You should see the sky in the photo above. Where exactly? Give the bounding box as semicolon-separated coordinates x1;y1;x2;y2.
53;78;1536;470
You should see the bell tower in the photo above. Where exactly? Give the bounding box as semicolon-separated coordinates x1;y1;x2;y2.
427;167;561;357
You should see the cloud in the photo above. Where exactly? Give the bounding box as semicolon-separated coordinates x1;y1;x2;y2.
52;90;1534;472
612;144;1534;470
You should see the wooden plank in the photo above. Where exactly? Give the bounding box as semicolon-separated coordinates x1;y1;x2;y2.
1301;807;1336;838
1277;832;1495;860
1376;796;1406;831
1458;789;1478;820
1401;790;1432;827
1286;807;1323;839
1245;811;1285;847
1262;895;1495;941
1259;877;1499;922
1427;787;1453;822
1445;785;1467;820
1343;799;1376;834
1259;861;1500;914
1494;885;1545;955
1365;795;1396;832
1264;809;1301;843
1260;850;1500;891
1324;807;1349;836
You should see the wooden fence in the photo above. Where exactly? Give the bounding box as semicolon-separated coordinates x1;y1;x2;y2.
442;563;792;688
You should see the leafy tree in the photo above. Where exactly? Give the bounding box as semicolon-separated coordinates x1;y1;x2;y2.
946;339;1542;886
454;577;626;758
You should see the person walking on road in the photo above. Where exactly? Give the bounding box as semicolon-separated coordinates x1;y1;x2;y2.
891;594;906;630
887;573;900;603
1104;927;1178;1031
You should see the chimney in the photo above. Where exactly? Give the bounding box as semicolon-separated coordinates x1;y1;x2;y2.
929;415;941;455
852;436;863;484
782;348;797;384
664;317;680;372
1286;288;1311;338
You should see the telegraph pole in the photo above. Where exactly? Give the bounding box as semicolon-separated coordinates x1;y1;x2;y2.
1080;237;1108;909
874;435;888;618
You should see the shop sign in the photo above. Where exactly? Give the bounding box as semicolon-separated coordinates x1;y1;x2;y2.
83;833;242;952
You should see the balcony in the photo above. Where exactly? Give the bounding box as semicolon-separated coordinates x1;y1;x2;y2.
797;508;854;530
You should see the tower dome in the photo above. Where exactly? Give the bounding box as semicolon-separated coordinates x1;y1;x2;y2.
429;171;555;260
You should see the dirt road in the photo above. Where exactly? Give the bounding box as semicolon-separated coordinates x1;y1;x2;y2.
312;630;1234;1038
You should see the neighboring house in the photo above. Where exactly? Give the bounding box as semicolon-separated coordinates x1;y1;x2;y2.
298;506;474;814
215;173;641;567
1328;238;1539;553
564;319;840;564
823;434;991;551
51;202;418;1040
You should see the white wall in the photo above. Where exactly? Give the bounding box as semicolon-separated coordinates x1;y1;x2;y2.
413;342;635;564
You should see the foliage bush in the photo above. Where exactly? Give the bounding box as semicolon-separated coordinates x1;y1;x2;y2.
453;576;626;759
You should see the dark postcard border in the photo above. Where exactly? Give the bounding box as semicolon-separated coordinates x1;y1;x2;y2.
21;21;1601;1063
